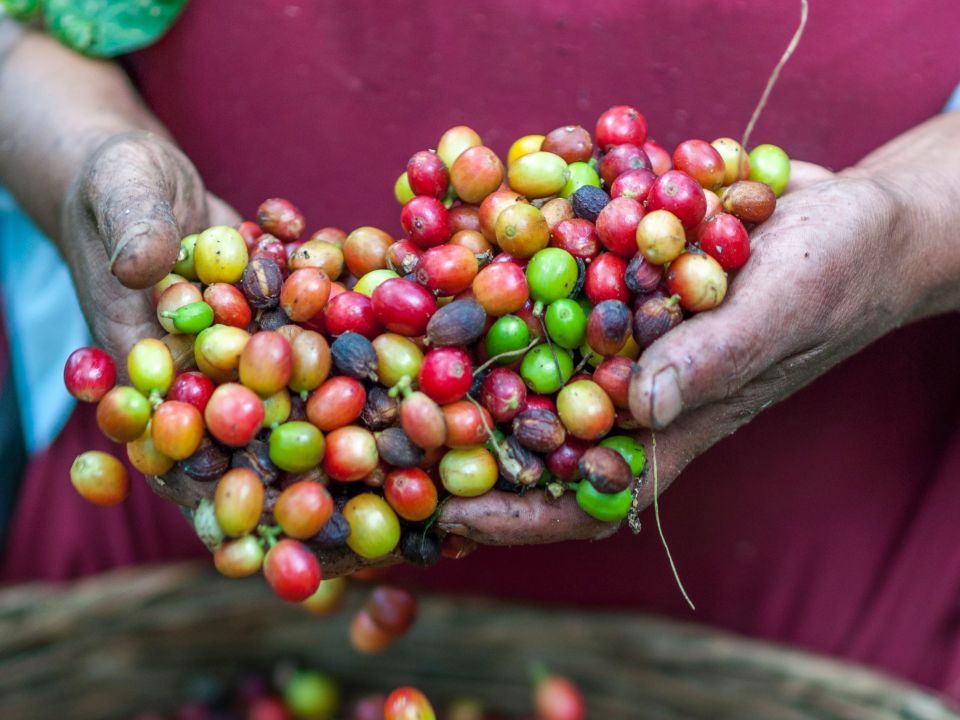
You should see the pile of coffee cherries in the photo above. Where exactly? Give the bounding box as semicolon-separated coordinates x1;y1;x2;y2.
133;662;583;720
65;104;788;604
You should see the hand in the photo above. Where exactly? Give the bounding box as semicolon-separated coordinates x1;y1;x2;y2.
437;161;922;544
60;131;239;360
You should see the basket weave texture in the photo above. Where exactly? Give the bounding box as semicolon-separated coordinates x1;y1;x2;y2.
0;562;956;720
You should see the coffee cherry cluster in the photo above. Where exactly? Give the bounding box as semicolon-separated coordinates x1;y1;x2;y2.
64;104;787;605
133;661;583;720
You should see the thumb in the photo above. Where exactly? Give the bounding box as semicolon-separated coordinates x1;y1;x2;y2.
81;133;201;289
629;289;784;430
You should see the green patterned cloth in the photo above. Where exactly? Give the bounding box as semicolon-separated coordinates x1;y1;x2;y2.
1;0;188;57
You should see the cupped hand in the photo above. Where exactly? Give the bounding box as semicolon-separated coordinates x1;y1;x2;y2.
438;161;920;545
60;131;239;360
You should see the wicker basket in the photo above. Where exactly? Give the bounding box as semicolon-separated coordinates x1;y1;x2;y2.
0;563;956;720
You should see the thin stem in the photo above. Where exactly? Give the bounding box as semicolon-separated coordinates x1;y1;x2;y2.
465;394;509;465
473;337;541;376
651;432;696;611
741;0;809;150
537;315;567;388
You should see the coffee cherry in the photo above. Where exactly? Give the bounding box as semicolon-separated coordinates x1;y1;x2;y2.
586;300;632;356
70;451;129;506
610;167;656;202
415;243;478;295
372;333;423;388
535;675;586;720
721;180;777;224
480;368;527;423
550;218;601;260
451;146;504;203
288;330;332;393
151;400;204;460
437;125;483;168
496;203;550;259
749;143;791;196
472;261;529;316
672;139;726;190
595;197;644;258
372;278;437;336
384;688;436;720
584;252;630;304
239;331;293;396
283;670;339;720
400;392;447;450
698;213;750;270
557;380;615;440
478;189;525;241
546;437;591;482
596;105;648;149
213;535;264;578
256;198;305;242
306;376;366;431
440;447;498;497
269;421;325;473
520;344;573;394
643;139;673;175
64;347;116;402
203;283;253;328
418;347;473;405
666;252;728;312
96;386;151;443
426;299;487;347
439;401;489;449
407;150;449;199
507;133;546;166
126;424;175;476
343;226;393;277
384;468;438;522
324;291;383;339
343;494;401;558
559;161;602;199
214;467;264;537
711;137;751;185
195;225;249;284
205;383;265;446
349;607;395;654
636;209;686;266
275;480;333;539
592;356;633;409
544;299;586;350
647;170;707;229
281;268;331;322
263;538;321;602
401;196;451;248
323;425;378;482
302;577;348;615
598;143;651;187
127;338;174;398
508;151;569;198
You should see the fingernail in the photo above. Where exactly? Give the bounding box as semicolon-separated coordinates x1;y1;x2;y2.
650;367;682;429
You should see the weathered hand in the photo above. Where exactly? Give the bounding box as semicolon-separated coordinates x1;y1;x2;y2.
436;160;938;544
60;131;239;360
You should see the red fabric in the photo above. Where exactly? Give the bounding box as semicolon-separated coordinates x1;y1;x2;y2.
4;0;960;694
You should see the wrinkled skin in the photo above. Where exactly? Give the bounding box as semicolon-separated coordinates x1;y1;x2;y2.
61;132;239;360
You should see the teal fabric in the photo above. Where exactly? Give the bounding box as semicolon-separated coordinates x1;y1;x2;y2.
0;188;87;452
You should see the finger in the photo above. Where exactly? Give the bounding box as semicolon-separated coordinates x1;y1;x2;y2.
785;160;834;194
437;490;619;545
207;192;242;228
628;290;784;429
80;133;201;289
